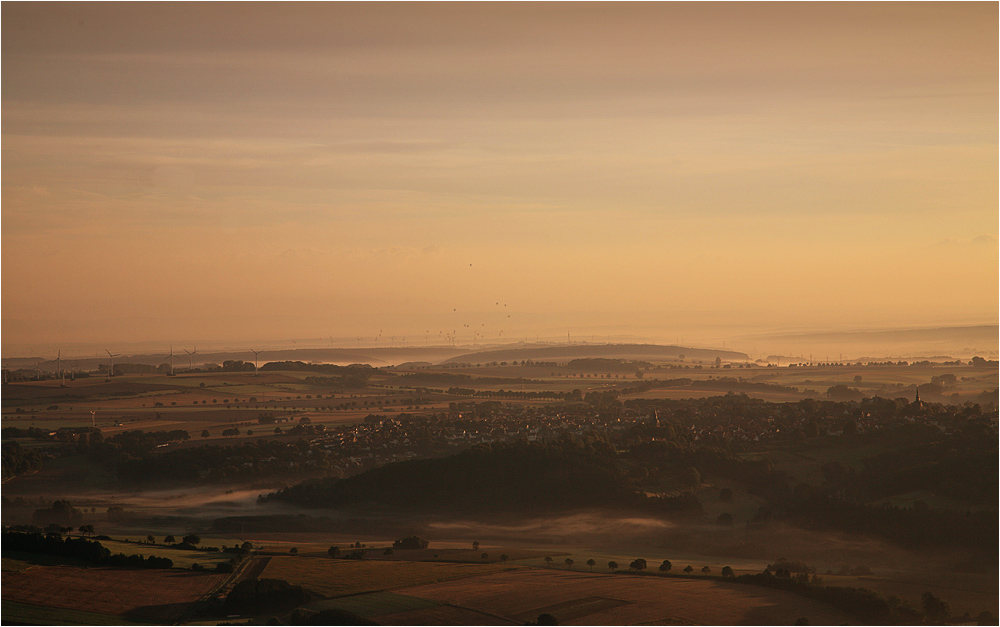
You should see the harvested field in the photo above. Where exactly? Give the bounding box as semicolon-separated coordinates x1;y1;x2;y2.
304;591;515;625
378;604;516;625
394;568;855;625
261;556;519;598
1;565;226;622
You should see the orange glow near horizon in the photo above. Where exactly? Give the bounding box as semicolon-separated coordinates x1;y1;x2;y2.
2;3;997;356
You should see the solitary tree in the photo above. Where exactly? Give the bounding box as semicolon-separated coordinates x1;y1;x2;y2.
472;541;480;551
659;560;672;573
183;534;201;545
289;547;298;555
721;566;734;578
683;565;694;574
682;466;701;489
564;558;574;569
608;561;619;572
544;556;553;567
630;558;647;572
384;548;394;556
481;552;489;561
165;535;175;544
147;534;155;544
586;559;596;571
500;554;508;562
328;546;340;558
701;566;711;575
201;430;210;438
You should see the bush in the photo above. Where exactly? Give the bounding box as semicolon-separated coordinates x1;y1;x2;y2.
392;535;429;550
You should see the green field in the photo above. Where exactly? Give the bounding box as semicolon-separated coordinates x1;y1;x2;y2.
96;539;236;569
303;591;441;617
0;601;141;626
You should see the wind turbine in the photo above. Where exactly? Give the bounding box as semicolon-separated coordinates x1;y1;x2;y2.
168;346;175;375
90;410;97;428
183;347;197;371
250;349;260;376
105;350;120;378
57;350;65;386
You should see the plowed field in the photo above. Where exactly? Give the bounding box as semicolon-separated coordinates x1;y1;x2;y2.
392;568;854;625
1;565;226;622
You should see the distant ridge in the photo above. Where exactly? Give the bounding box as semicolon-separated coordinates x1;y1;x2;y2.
2;346;472;371
738;324;997;344
441;343;748;364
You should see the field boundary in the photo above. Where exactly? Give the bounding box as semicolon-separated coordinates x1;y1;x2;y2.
170;555;269;624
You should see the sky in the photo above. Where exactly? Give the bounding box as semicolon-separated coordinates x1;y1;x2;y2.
3;2;997;357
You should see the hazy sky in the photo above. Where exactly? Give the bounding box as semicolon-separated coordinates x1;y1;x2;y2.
3;2;997;355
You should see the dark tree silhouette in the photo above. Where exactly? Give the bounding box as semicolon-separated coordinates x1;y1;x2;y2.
608;561;618;572
659;559;672;572
922;592;950;620
630;558;647;572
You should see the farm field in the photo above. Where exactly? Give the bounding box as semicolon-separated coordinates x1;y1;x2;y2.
304;591;514;625
1;601;141;626
823;572;1000;620
0;564;226;622
261;556;521;598
94;539;237;569
392;567;855;625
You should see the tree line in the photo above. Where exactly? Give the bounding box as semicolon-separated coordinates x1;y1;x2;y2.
3;531;173;569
